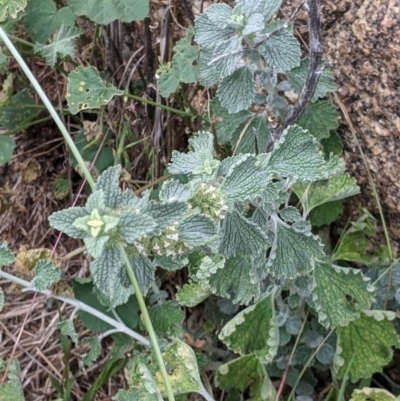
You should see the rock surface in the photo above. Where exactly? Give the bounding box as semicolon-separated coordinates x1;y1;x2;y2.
322;0;400;244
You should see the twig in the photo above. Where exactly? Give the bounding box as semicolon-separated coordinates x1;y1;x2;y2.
0;270;150;347
267;0;323;150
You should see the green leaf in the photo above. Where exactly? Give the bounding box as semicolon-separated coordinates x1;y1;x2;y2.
72;279;140;332
94;165;123;208
219;293;279;363
334;311;400;382
119;212;157;243
258;125;327;182
0;358;25;401
258;21;301;71
350;388;399;401
0;0;27;22
297;101;339;140
321;131;343;157
69;0;149;25
211;97;251;145
156;340;205;396
262;0;283;22
309;200;344;227
24;0;75;43
67;66;124;114
198;46;220;87
158;26;198;97
243;12;264;36
178;214;216;246
221;155;269;203
207;254;263;306
0;91;37;131
90;247;132;308
287;58;336;102
0;242;14;267
48;206;88;238
219;210;268;258
194;8;234;49
115;363;163;401
216;355;277;401
332;209;376;265
34;25;82;67
31;260;62;291
312;261;376;328
128;255;155;295
293;173;360;216
70;132;114;174
159;179;194;203
176;281;211;307
147;302;184;334
142;201;188;235
267;215;324;278
0;135;14;166
84;235;109;258
169;131;219;176
217;66;255;113
210;36;242;81
57;319;79;346
82;337;101;367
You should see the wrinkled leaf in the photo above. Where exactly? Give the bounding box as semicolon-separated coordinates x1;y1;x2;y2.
312;261;376;328
334;311;399;382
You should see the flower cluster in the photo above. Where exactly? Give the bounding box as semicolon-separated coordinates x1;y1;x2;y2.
190;183;228;221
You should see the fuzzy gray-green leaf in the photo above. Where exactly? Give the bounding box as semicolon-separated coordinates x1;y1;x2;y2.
217;66;256;113
178;214;217;246
195;11;234;48
141;201;188;235
90;247;132;308
94;165;123;208
168;131;218;175
267;215;324;278
258;125;326;181
0;242;14;267
210;36;242;80
219;293;279;363
258;22;301;71
49;207;88;238
207;254;263;305
313;261;376;328
159;179;194;202
118;211;157;243
32;260;62;291
82;337;101;367
293;173;360;215
221;154;269;202
129;254;155;295
219;210;268;257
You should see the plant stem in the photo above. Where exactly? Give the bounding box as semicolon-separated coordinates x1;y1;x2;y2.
6;34;34;48
124;92;194;118
0;28;95;188
0;269;149;346
118;243;175;401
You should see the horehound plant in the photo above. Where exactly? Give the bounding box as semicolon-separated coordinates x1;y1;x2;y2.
0;0;399;400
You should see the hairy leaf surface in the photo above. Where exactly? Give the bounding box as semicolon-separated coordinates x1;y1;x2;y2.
216;355;277;400
313;261;376;328
32;260;62;291
219;293;278;363
334;311;399;382
267;215;324;278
